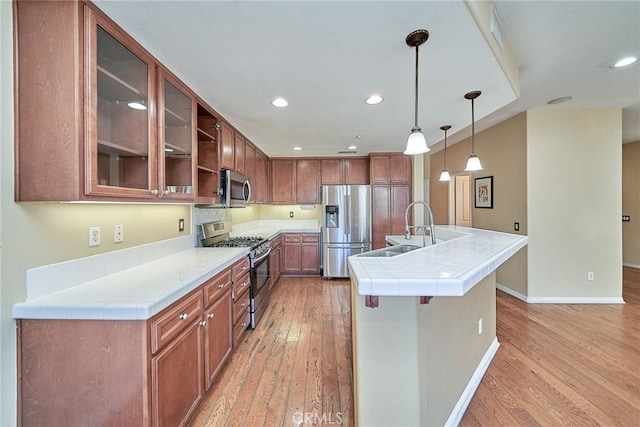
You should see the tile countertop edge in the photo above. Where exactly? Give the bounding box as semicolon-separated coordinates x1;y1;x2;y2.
13;247;249;321
349;227;528;298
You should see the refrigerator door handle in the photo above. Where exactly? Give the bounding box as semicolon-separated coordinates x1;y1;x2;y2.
344;194;351;237
326;244;369;249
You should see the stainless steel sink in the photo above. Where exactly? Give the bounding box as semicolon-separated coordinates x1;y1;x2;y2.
356;244;422;258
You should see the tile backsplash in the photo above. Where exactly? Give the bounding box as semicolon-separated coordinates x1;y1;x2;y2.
25;235;194;301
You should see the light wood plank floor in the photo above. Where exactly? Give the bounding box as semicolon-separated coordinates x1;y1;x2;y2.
192;269;639;427
190;277;353;427
461;266;640;426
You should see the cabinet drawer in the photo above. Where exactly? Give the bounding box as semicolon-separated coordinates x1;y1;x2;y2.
283;234;301;243
269;235;282;249
232;289;250;325
302;234;319;243
151;291;203;354
233;272;251;301
203;269;232;308
232;257;250;282
233;310;251;348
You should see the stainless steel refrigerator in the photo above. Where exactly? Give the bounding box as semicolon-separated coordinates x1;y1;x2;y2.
322;185;371;278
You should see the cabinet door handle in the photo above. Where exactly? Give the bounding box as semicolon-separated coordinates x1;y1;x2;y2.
240;302;246;308
218;283;225;289
163;189;170;196
199;320;207;327
150;189;159;195
208;313;214;319
179;313;188;320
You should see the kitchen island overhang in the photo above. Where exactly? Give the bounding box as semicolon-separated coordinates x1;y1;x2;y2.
348;225;528;301
347;226;527;427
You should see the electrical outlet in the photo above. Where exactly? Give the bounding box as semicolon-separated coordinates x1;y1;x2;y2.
478;318;483;335
113;225;124;243
588;272;594;281
514;222;520;231
88;226;101;247
178;218;185;232
289;211;294;218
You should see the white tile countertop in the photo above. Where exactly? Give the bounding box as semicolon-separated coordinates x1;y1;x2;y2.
230;220;321;240
348;225;528;297
13;247;247;320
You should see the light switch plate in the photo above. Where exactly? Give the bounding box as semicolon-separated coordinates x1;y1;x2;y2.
113;225;124;243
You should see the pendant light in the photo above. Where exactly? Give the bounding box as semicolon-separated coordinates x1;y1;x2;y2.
464;90;483;171
403;29;430;155
438;125;452;181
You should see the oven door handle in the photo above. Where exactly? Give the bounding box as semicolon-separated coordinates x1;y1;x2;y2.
253;247;271;265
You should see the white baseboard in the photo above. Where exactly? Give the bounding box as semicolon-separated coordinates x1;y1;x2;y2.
496;284;625;304
444;337;500;427
527;296;625;304
496;283;528;302
623;262;640;269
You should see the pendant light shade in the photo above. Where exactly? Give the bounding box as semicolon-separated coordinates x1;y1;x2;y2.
438;124;451;182
464;90;483;172
403;29;430;156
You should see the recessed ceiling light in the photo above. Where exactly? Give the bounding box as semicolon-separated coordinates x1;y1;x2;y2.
164;147;174;152
547;96;573;105
355;135;363;139
293;146;302;151
613;56;638;68
365;95;383;105
272;97;289;108
348;145;357;150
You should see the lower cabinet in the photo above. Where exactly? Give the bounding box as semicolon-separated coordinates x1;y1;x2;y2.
17;263;241;427
282;233;320;275
269;234;282;287
231;257;251;347
152;318;204;427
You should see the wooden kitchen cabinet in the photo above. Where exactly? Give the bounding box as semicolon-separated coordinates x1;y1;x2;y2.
234;133;246;174
244;141;256;192
254;149;269;203
17;263;243;426
219;122;236;172
15;2;202;202
196;103;221;203
296;159;321;204
370;153;411;184
321;157;369;185
270;158;321;204
269;234;283;287
271;159;296;204
282;233;320;275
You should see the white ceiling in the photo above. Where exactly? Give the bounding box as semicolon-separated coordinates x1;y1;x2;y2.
94;0;640;157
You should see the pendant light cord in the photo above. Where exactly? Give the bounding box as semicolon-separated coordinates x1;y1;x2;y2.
471;98;475;154
414;44;419;128
443;130;447;167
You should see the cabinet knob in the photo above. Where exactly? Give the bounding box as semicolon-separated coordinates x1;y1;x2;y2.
208;313;214;319
163;189;170;196
213;123;221;130
150;189;159;195
199;320;207;327
218;283;225;289
241;322;247;328
240;302;246;308
179;313;188;320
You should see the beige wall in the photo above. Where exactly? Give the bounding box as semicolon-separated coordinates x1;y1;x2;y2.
623;141;640;267
527;109;622;299
257;204;322;222
430;113;528;295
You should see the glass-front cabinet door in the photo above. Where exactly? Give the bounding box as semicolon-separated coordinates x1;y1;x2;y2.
158;72;196;200
85;9;158;198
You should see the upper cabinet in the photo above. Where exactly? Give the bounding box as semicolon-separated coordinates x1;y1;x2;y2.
270;158;320;205
321;157;369;185
196;103;221;204
370;153;411;184
15;2;200;202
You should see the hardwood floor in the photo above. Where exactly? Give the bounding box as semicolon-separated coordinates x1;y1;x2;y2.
192;269;639;427
461;266;640;426
190;277;353;427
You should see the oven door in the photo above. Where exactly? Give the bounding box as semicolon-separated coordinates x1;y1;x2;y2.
250;249;271;328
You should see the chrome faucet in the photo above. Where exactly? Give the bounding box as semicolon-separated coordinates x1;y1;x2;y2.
404;201;436;246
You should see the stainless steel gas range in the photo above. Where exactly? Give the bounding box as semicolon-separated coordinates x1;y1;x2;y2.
198;221;271;329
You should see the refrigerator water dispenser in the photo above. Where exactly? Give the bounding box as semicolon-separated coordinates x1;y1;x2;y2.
325;205;339;228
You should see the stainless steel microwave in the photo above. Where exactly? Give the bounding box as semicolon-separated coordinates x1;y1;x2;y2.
220;169;251;207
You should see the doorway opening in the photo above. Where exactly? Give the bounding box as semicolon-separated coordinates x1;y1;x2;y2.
448;173;471;227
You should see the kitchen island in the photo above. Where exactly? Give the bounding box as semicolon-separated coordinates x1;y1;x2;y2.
347;226;527;426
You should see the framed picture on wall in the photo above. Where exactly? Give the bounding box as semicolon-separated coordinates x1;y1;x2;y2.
474;176;493;208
